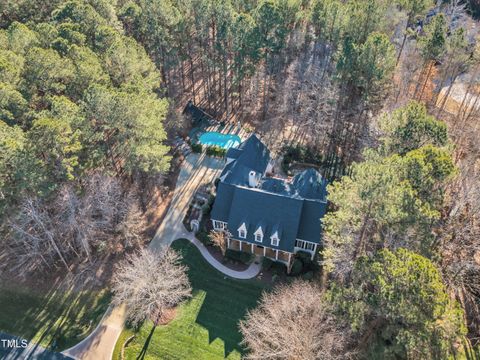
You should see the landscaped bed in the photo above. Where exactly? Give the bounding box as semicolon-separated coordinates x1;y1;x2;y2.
115;239;268;359
0;280;110;351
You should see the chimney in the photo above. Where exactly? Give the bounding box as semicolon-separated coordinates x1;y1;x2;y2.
248;171;257;187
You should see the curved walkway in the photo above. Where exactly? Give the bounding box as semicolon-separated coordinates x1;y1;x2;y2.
182;232;262;280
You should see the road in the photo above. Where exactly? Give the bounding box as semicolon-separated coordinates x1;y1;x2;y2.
0;332;73;360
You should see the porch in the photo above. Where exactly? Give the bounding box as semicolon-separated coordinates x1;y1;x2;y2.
227;238;292;266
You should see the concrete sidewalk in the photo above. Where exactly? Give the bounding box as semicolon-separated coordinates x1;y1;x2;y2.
183;233;262;280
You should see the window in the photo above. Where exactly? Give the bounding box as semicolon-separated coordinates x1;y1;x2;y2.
254;227;263;242
295;239;315;251
237;223;247;239
213;221;226;230
270;232;280;246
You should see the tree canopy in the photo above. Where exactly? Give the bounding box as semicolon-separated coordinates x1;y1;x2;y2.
0;1;171;214
330;248;466;359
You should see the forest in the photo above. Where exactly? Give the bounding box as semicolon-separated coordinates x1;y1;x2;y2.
0;0;479;359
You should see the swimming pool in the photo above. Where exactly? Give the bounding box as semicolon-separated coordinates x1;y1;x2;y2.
198;132;241;149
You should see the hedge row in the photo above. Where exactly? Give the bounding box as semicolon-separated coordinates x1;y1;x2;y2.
206;145;226;157
191;143;202;153
225;249;253;264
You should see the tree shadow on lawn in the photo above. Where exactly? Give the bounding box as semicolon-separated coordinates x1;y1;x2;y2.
0;279;110;351
136;324;156;360
172;239;267;358
194;286;247;357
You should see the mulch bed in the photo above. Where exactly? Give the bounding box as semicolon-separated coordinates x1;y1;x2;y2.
203;244;250;271
155;308;177;325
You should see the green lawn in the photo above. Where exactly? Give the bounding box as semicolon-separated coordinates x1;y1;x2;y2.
118;239;268;360
0;281;111;351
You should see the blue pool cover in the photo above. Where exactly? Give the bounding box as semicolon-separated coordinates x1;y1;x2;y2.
198;132;241;149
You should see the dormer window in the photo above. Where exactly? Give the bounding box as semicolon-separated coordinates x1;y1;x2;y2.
270;232;280;246
254;227;263;242
237;223;247;239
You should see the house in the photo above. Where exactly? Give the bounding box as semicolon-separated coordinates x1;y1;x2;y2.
210;134;328;271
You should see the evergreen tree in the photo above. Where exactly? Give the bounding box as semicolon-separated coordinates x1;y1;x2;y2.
396;0;433;64
330;248;466;359
379;100;449;155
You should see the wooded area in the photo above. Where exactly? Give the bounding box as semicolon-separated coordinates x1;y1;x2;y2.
0;0;479;358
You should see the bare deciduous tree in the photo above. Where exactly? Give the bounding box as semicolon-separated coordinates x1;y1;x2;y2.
3;173;146;273
116;192;146;249
239;281;354;360
111;247;191;327
440;150;480;340
7;196;70;273
209;229;231;256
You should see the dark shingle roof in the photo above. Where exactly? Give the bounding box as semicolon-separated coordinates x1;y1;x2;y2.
227;187;303;252
225;147;242;159
210;134;328;251
291;168;328;201
221;135;270;186
210;182;235;222
297;199;327;242
260;177;293;195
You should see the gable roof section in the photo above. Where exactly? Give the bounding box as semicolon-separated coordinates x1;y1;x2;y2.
291;168;328;201
221;135;271;186
227;187;303;252
183;102;215;125
297;199;327;243
235;134;270;173
210;182;235;222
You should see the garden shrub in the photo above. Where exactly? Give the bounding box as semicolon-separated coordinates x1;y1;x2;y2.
262;257;273;271
191;143;202;153
289;258;304;276
295;251;318;272
302;271;314;280
226;249;253;264
271;261;287;275
206;146;226;157
201;203;210;214
196;230;211;245
202;195;215;215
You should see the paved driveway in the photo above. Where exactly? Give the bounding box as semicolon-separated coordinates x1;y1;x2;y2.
62;153;224;360
150;153;224;251
0;333;73;360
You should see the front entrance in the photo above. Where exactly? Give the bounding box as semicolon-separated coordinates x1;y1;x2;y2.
254;245;264;256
